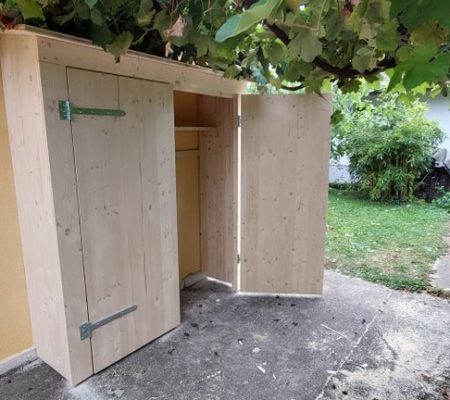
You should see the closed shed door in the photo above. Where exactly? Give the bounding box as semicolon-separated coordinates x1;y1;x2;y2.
67;69;180;373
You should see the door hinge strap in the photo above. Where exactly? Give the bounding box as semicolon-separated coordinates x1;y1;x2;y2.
237;115;242;128
80;304;137;340
59;100;126;121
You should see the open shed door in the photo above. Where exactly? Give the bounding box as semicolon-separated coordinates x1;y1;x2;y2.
240;94;331;295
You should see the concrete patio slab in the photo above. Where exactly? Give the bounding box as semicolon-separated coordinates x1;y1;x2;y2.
431;236;450;291
320;289;450;399
1;271;449;400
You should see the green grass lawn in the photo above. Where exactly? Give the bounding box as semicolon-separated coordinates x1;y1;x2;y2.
326;189;450;291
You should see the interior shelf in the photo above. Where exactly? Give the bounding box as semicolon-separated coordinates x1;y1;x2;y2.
175;149;200;158
175;126;215;132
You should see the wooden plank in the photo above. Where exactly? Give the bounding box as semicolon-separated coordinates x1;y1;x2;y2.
120;75;180;347
240;94;331;294
0;35;73;381
39;62;93;383
67;69;123;373
0;63;33;361
175;127;215;132
174;92;199;127
198;95;238;287
68;69;179;372
36;38;246;97
175;155;201;279
0;27;249;98
176;149;200;158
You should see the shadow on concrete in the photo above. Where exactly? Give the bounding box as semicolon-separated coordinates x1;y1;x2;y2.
1;271;449;400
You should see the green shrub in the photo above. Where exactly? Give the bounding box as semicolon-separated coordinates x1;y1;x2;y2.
332;87;444;201
433;190;450;211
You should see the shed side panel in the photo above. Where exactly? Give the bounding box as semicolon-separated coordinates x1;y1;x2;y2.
0;64;32;362
0;36;72;379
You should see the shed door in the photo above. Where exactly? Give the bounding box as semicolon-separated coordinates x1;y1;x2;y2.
240;94;331;294
67;69;180;373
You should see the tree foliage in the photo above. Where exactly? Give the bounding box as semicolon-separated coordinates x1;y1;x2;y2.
1;0;450;94
332;86;444;201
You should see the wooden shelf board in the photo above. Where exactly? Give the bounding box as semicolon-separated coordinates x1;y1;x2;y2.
175;126;215;132
175;149;200;158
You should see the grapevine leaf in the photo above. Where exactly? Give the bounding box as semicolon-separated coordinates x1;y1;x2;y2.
53;9;76;25
324;9;342;40
387;67;404;91
286;0;301;12
330;110;343;124
390;0;409;17
107;32;134;61
301;31;322;62
154;0;171;10
15;0;45;20
394;0;450;30
74;1;90;20
90;6;104;26
341;79;361;93
390;46;448;90
192;33;212;57
189;0;203;28
4;0;450;96
84;0;98;9
352;47;374;73
262;41;285;64
361;0;390;24
209;0;226;28
135;0;155;27
403;65;429;90
427;53;450;81
224;64;242;78
215;0;282;42
289;30;322;63
288;33;302;58
376;20;399;51
91;23;113;47
284;60;313;81
153;10;170;37
411;22;449;48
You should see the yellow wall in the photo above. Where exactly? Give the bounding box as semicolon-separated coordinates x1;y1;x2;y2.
174;92;202;280
0;70;33;360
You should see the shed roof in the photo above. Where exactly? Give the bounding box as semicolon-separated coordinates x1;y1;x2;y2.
1;25;248;98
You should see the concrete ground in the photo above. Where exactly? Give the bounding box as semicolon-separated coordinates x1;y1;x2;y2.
432;236;450;292
1;271;450;400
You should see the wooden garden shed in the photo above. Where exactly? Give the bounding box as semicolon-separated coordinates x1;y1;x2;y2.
0;26;331;385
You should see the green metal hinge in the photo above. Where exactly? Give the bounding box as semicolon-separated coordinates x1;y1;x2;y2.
58;100;126;121
80;304;138;340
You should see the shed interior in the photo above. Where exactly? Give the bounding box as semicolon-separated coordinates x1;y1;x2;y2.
174;92;202;282
173;91;237;287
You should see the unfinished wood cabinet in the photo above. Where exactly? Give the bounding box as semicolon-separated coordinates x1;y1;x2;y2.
0;26;330;385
